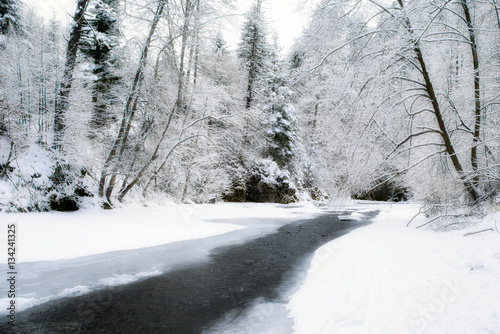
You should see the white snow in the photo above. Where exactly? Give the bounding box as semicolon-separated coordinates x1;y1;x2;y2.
287;202;500;334
207;298;294;334
0;202;322;314
1;201;499;333
0;202;320;263
0;206;242;263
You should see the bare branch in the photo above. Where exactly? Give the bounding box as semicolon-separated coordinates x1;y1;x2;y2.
292;30;395;86
392;130;443;153
393;76;427;87
181;113;238;133
416;213;463;228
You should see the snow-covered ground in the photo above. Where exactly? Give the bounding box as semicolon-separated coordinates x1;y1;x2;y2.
288;203;500;333
0;202;322;314
0;203;318;263
220;202;500;334
1;201;500;333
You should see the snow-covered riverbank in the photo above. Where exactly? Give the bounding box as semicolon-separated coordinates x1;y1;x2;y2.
211;203;500;334
1;201;499;333
0;202;322;314
289;203;500;333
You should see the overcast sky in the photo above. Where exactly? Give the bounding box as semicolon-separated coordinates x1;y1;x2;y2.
23;0;313;52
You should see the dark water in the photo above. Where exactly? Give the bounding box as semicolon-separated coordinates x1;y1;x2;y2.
2;212;373;334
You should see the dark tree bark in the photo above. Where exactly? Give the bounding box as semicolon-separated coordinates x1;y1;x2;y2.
176;0;197;112
53;0;90;150
245;38;258;109
461;0;481;188
397;0;479;201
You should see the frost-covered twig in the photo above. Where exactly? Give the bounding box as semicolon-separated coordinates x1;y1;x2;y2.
444;222;462;229
291;30;393;86
181;114;238;134
416;213;464;229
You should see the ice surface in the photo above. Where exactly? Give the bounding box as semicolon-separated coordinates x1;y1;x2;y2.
0;202;321;314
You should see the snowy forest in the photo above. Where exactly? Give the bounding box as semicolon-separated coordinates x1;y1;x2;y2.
1;0;500;213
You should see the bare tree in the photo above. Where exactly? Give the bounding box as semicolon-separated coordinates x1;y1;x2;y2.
99;0;167;202
291;0;487;202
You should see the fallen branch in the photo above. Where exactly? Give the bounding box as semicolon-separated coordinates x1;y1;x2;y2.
464;229;494;236
407;206;426;227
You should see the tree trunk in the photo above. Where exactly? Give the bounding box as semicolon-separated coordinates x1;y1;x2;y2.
461;0;481;189
98;0;167;201
245;25;258;109
53;0;89;150
192;1;200;88
397;0;479;201
176;0;197;112
117;0;204;202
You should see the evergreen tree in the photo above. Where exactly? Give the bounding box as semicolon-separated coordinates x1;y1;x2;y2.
0;0;21;35
263;66;299;169
80;0;121;129
238;1;270;109
206;32;233;86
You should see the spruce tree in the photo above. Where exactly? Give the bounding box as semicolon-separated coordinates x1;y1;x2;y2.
80;0;121;129
0;0;21;35
238;1;270;109
263;65;299;169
